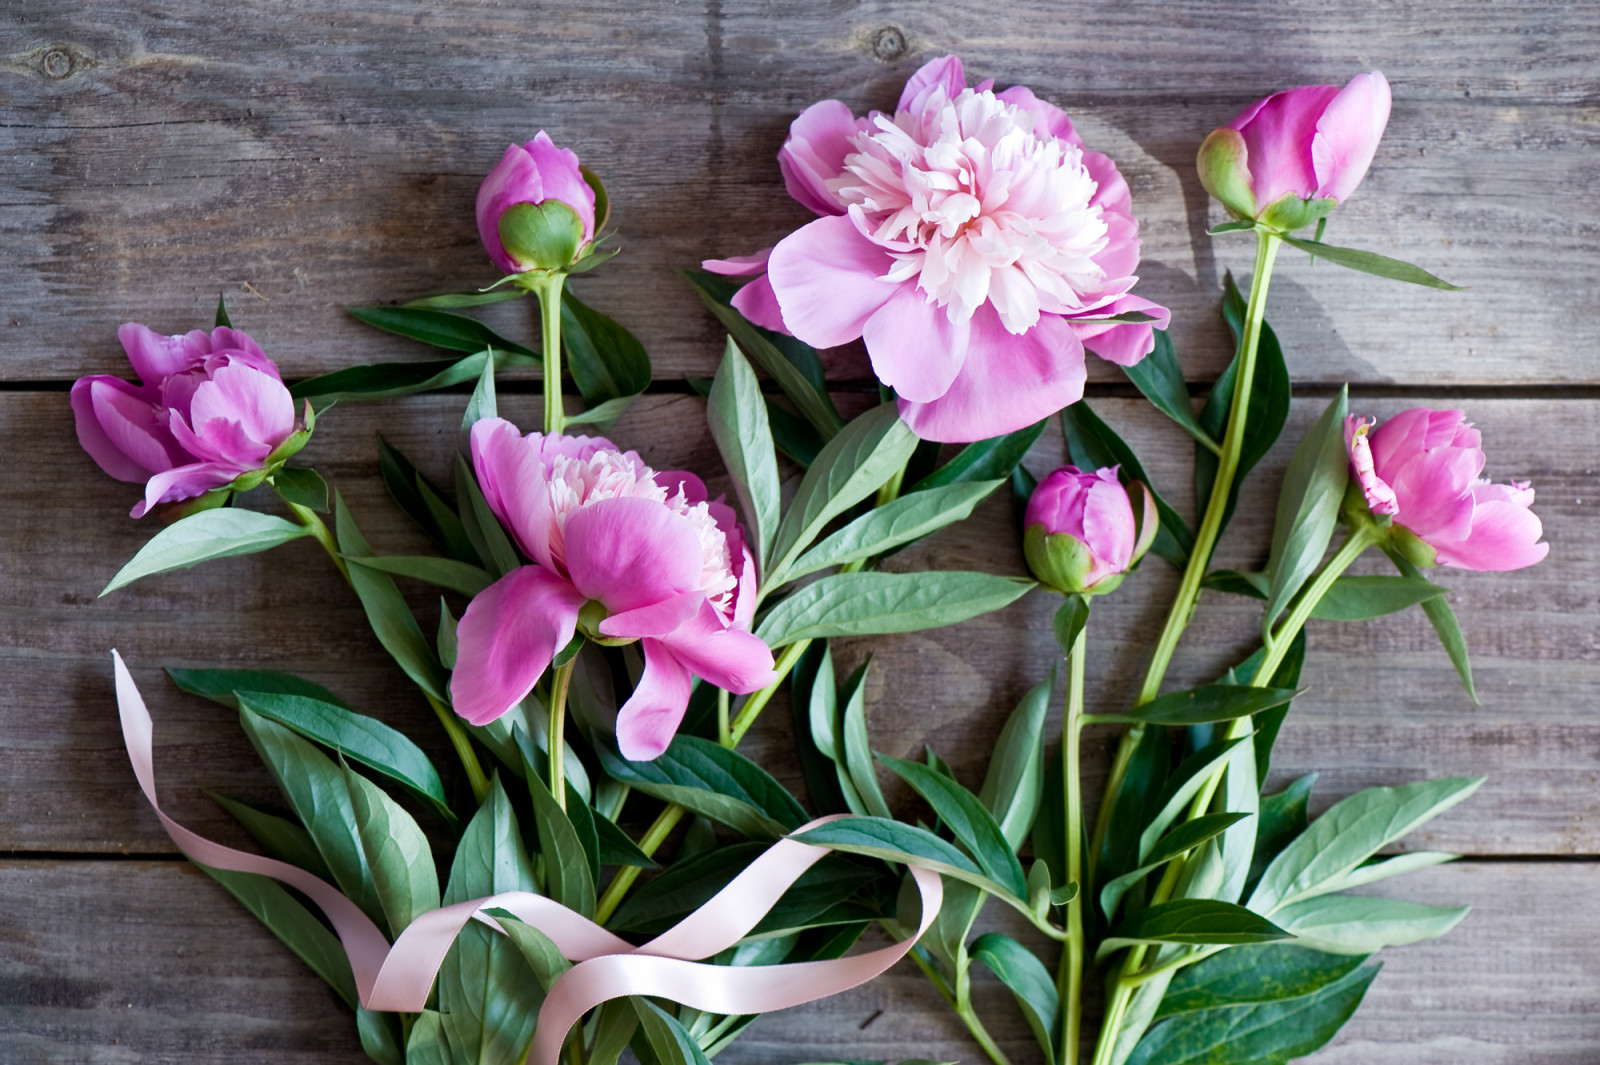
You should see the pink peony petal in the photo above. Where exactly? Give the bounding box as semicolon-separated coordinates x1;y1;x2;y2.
188;362;295;454
1433;491;1549;571
898;55;967;112
77;377;181;481
701;249;772;275
1081;150;1131;217
1387;445;1483;543
117;323;208;385
476;143;544;274
615;640;694;761
654;600;779;694
778;100;864;217
450;566;585;726
131;461;242;518
1311;72;1391;203
561;496;706;614
207;327;271;369
1233;84;1340;209
861;284;971;402
767;216;901;349
1069;294;1169;368
471;418;558;568
899;308;1087;443
995;85;1083;147
730;272;792;334
600;591;706;640
1081;471;1137;577
1368;407;1458;474
522;130;597;240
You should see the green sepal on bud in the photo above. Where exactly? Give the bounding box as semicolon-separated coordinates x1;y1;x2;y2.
1196;128;1258;222
1258;192;1337;234
1023;524;1125;598
158;486;231;522
1388;525;1438;568
1341;478;1434;567
499;200;587;275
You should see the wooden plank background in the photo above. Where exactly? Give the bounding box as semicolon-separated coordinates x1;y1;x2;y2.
2;2;1597;1062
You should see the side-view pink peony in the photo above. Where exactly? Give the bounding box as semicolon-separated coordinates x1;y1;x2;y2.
704;54;1169;444
477;131;598;275
1346;408;1547;571
451;418;778;760
1023;465;1156;596
1197;71;1391;232
72;323;301;518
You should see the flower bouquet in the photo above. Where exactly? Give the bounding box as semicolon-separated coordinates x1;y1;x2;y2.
80;54;1546;1065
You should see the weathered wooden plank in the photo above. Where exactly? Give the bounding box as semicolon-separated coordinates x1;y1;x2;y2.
3;391;1593;855
0;859;1594;1063
0;2;1597;385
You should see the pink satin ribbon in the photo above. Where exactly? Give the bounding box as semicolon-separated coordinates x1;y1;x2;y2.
113;651;942;1064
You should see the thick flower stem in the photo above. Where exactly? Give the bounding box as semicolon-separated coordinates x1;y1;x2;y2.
425;692;491;805
716;688;732;748
1057;620;1088;1065
533;273;567;436
282;496;351;585
548;659;576;812
1088;229;1281;882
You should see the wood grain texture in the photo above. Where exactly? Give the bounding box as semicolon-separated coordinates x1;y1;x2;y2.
0;2;1597;385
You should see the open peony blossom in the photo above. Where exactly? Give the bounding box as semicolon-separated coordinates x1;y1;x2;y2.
451;418;778;760
703;55;1169;444
1345;409;1547;571
1023;466;1156;596
72;323;302;518
1197;72;1391;232
477;131;597;275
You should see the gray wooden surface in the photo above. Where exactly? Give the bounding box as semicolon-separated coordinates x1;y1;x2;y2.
2;2;1597;1063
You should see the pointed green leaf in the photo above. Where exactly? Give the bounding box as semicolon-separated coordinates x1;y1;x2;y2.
1157;942;1367;1016
1062;401;1192;566
1100;899;1291;956
787;480;1000;579
1388;546;1477;700
912;419;1048;492
1100;813;1252;921
880;753;1027;898
102;510;311;595
343;761;440;934
527;768;597;918
1262;387;1350;633
273;467;329;512
756;570;1033;647
970;933;1059;1065
454;453;520;580
208;793;333;880
839;659;892;819
979;666;1055;850
347;305;539;357
199;865;359;1008
788;817;1032;913
168;667;347;710
1273;895;1469;954
1125;684;1299;726
344;554;493;598
1281;235;1464;289
597;734;808;839
1122;332;1217;452
560;288;651;402
707;338;781;571
291;348;538;403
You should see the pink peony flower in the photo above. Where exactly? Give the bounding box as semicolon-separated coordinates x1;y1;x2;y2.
1023;466;1156;596
1345;409;1547;572
451;418;778;760
703;55;1169;444
1197;72;1391;231
72;324;300;518
477;132;598;275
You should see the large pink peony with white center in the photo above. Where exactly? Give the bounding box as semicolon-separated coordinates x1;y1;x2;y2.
451;418;777;760
705;55;1169;443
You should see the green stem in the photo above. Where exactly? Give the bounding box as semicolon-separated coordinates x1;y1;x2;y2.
730;639;809;745
533;274;567;436
956;981;1016;1065
716;687;732;748
1087;230;1282;884
282;496;351;584
1057;618;1087;1065
594;802;685;924
425;692;490;804
548;659;575;812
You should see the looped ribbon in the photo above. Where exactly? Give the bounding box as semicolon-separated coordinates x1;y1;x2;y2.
113;651;942;1065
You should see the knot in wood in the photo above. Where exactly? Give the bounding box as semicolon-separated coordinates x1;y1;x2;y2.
42;49;73;79
871;26;906;62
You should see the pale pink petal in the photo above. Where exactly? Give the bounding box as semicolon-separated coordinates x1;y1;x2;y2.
766;216;901;348
1081;150;1131;216
778;100;863;216
171;410;270;467
899;309;1087;443
471;418;556;567
1368;408;1461;474
898;55;967;112
995;85;1083;147
861;284;971;403
77;377;182;480
1311;72;1391;202
561;497;705;613
1233;84;1340;208
208;327;271;368
1388;446;1482;542
1081;470;1137;576
1433;495;1549;571
701;249;772;276
1088;211;1141;293
615;640;694;761
131;461;241;518
1068;294;1169;367
730;273;792;334
731;544;760;629
451;566;585;726
654;601;779;694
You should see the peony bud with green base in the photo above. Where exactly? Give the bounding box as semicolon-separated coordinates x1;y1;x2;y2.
1023;466;1157;596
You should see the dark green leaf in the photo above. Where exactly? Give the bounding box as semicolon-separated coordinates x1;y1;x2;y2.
1100;813;1252;921
1203;569;1446;621
345;555;492;598
707;338;781;571
788;818;1032;911
168;667;348;710
1052;596;1091;659
1138;739;1248;859
102;510;312;595
594;814;658;868
560;289;652;401
214;294;233;328
486;910;571;991
1262;387;1350;632
791;642;850;815
608;844;761;935
404;1010;452;1065
357;1007;404;1065
343;761;440;934
756;571;1033;647
273;467;329;512
880;754;1027;898
787;480;1000;579
402;288;527;310
597;734;809;839
1062;402;1193;567
208;793;332;880
1248;774;1316;893
1122;332;1216;451
1126;685;1298;726
1388;546;1477;700
567;394;635;431
199;865;359;1008
1281;235;1464;289
766;397;829;466
634;999;714;1065
1101;899;1291;955
912;420;1048;492
588;1000;640;1065
527;767;597;918
290;348;539;403
455;453;521;580
376;434;479;565
1157;942;1366;1016
347;305;539;358
1095;725;1172;892
970;933;1059;1065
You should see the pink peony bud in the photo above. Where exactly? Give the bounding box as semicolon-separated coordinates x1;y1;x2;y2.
71;323;302;518
451;418;778;761
476;132;598;275
1197;72;1391;231
1344;409;1547;571
1023;466;1157;596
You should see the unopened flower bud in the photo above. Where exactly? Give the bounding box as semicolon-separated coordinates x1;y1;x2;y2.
1022;466;1156;596
476;132;598;275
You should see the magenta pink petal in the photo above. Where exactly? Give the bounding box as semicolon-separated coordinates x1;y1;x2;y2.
471;418;556;568
1368;408;1448;472
861;285;971;403
476;143;543;273
117;323;207;384
898;55;966;112
1235;84;1340;209
1069;295;1169;367
209;326;270;367
778;100;863;217
767;216;901;349
561;497;706;614
1387;447;1483;541
655;601;778;694
730;544;759;629
523;131;596;240
615;639;694;761
1081;473;1136;579
1433;496;1549;571
899;308;1087;443
79;377;182;480
131;461;241;518
172;412;270;467
1082;150;1131;217
600;591;706;640
1311;72;1391;202
451;566;585;726
730;273;792;334
188;362;295;451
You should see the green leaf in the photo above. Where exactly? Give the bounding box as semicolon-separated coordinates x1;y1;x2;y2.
1052;596;1090;659
1273;894;1470;954
403;1010;452;1065
607;844;762;935
1122;332;1217;452
1250;777;1483;914
348;305;539;358
766;397;829;466
208;793;333;880
769;404;919;579
1128;963;1379;1065
343;761;440;934
1249;774;1316;891
560;288;652;402
1388;546;1477;700
839;660;892;819
756;570;1033;648
1100;813;1252;921
1124;685;1299;726
635;999;714;1065
344;554;493;598
403;288;527;310
376;434;479;565
102;509;312;595
334;493;449;702
1281;235;1464;289
214;294;233;328
290;348;538;403
1062;401;1193;567
979;666;1055;850
461;350;499;438
1262;387;1350;633
455;453;521;580
1138;739;1248;860
970;933;1059;1065
684;269;843;437
486;909;572;990
911;420;1048;492
273;467;329;512
199;865;359;1008
567;394;636;431
879;754;1028;899
1157;942;1367;1016
1095;725;1173;892
588;1000;641;1065
357;1008;404;1065
237;708;385;928
594;813;658;868
597;734;809;839
1206;219;1259;235
527;767;597;918
786;480;1001;580
1203;569;1446;621
439;778;541;1065
1100;899;1291;956
168;667;348;710
234;690;455;827
437;601;458;670
707;338;781;572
